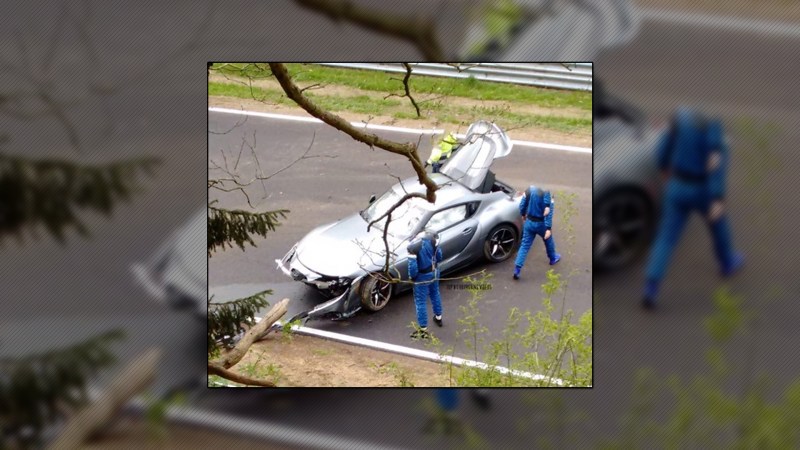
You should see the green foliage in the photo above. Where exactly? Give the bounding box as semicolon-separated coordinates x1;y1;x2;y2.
0;154;159;243
207;205;288;257
0;330;125;448
375;362;415;387
207;290;271;355
418;190;590;388
466;0;525;58
601;287;800;449
143;391;186;442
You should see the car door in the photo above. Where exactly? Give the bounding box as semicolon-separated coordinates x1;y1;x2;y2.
424;204;478;272
439;121;512;191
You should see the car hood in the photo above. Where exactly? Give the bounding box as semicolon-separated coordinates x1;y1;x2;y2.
295;213;406;278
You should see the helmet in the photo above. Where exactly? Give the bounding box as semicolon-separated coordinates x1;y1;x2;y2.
407;229;439;255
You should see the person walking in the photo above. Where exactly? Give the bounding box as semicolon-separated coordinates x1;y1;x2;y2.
642;107;744;309
513;185;561;280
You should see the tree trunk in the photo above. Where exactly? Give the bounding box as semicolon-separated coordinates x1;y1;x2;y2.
47;348;162;450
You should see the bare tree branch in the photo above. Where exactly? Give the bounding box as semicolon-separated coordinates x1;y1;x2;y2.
384;63;421;117
207;363;277;387
294;0;444;60
269;62;438;203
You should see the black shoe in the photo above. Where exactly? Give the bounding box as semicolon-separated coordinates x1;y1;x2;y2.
471;391;491;410
410;328;430;339
642;296;657;311
434;316;443;327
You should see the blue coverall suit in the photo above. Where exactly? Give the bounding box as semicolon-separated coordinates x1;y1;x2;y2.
514;186;560;277
643;109;742;304
408;238;443;329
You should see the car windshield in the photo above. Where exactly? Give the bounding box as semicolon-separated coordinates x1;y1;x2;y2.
362;189;430;239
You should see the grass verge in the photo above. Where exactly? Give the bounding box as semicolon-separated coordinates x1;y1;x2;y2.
211;63;592;111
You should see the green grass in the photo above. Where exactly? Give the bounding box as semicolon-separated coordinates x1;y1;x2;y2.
208;81;288;104
211;63;592;111
209;77;591;135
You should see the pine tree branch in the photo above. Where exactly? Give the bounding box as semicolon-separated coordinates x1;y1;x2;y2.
208;289;272;354
210;298;290;371
207;206;288;255
0;155;160;242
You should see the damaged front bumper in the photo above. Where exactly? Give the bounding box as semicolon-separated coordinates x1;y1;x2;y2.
275;246;365;323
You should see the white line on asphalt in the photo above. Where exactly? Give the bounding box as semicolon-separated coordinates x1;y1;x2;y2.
640;8;800;39
127;398;411;450
209;107;592;154
266;318;571;386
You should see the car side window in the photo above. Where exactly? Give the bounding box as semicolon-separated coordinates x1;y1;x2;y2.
466;201;480;218
427;204;468;233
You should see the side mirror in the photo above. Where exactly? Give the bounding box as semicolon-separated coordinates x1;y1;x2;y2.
368;194;376;205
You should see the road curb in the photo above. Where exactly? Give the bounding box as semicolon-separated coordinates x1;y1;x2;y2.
126;398;411;450
265;318;573;387
209;107;592;154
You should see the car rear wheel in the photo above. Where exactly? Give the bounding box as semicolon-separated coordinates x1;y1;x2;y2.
594;189;654;271
359;272;393;312
483;224;518;263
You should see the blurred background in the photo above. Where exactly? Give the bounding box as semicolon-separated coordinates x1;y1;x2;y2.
2;0;799;448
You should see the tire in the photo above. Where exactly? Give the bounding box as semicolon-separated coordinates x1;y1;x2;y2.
593;188;655;272
359;272;393;312
483;224;518;263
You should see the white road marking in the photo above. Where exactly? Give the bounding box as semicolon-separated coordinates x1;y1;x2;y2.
126;398;411;450
640;8;800;39
209;107;592;154
264;318;574;387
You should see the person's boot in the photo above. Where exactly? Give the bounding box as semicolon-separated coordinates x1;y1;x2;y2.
549;253;562;265
722;251;745;277
642;279;659;310
410;327;430;339
433;315;443;327
513;265;521;280
471;389;491;410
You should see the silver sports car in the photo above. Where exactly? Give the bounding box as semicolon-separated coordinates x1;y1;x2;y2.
593;83;666;271
276;121;524;321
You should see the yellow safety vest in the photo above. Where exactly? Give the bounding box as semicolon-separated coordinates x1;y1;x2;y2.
428;133;458;164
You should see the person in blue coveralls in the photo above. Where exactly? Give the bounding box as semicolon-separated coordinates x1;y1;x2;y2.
408;230;443;339
513;185;561;280
423;389;492;434
642;107;745;309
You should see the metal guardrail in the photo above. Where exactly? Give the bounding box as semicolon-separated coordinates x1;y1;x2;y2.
318;63;592;91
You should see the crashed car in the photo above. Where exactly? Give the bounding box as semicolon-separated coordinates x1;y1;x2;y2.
131;208;206;318
276;121;524;321
593;81;666;271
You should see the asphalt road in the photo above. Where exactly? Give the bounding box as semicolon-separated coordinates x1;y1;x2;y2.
208;112;593;359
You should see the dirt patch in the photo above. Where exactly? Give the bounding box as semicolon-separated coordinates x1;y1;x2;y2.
634;0;800;22
209;95;592;148
83;417;289;449
228;333;456;387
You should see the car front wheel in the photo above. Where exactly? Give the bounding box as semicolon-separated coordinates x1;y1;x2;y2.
359;272;393;312
594;188;654;271
483;224;518;263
